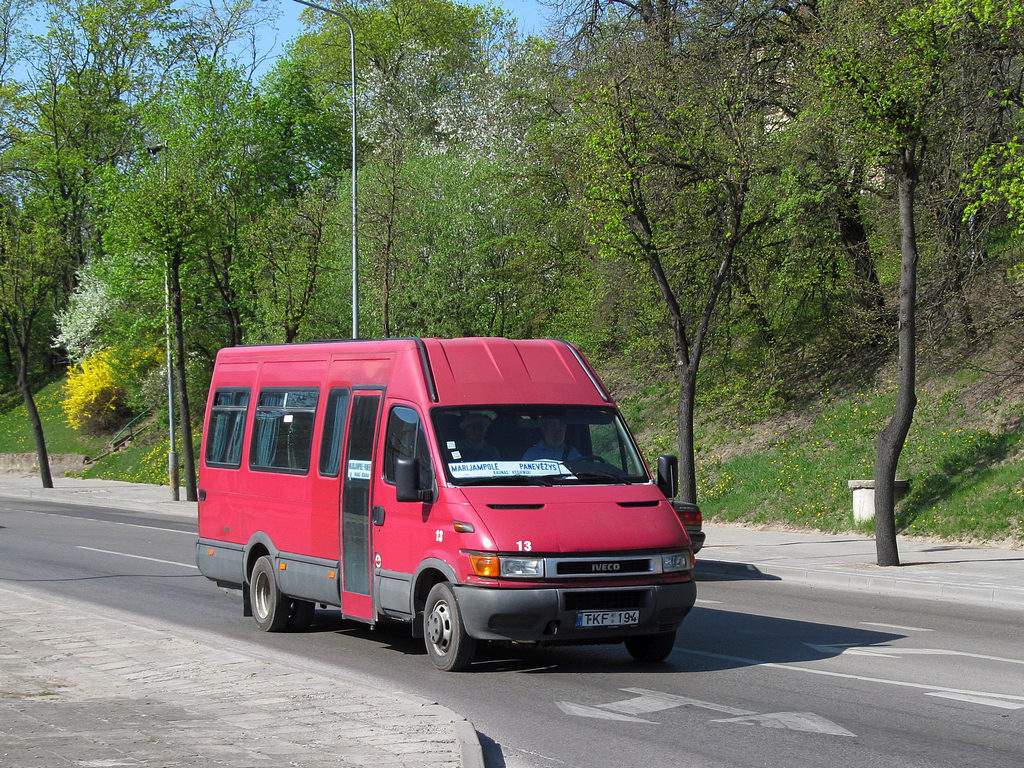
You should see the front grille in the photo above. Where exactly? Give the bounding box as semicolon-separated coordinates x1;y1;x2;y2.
564;590;647;611
556;558;651;576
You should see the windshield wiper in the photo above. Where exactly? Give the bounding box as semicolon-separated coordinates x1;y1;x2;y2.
571;471;634;483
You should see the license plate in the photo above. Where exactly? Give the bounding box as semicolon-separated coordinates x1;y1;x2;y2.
575;609;640;628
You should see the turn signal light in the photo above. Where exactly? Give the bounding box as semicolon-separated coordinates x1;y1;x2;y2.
470;554;501;578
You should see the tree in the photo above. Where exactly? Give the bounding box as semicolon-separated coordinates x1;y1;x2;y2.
239;187;338;343
100;147;216;501
23;0;180;273
0;197;69;487
806;0;989;565
566;0;787;502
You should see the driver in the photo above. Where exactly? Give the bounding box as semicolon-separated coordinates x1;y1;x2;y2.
523;417;582;462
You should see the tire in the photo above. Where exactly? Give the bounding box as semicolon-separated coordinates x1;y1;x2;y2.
423;582;476;672
288;599;316;631
250;556;290;632
625;631;677;663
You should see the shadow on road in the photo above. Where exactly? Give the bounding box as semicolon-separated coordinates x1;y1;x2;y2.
296;602;902;675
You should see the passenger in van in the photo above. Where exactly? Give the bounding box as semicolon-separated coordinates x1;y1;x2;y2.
523;417;582;462
458;412;501;461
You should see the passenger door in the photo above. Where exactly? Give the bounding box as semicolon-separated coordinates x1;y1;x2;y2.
340;390;382;621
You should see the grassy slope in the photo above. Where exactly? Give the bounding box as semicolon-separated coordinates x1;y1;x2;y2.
3;366;1022;546
617;359;1024;546
0;380;173;484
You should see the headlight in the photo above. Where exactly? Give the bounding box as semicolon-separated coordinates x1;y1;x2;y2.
662;552;692;572
469;553;545;578
500;557;544;577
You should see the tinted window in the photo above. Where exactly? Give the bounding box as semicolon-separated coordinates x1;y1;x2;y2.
319;388;351;477
205;388;250;468
249;388;319;474
384;406;433;488
431;405;648;486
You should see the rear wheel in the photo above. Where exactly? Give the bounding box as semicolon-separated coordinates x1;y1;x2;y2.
423;582;476;672
625;631;676;663
250;556;290;632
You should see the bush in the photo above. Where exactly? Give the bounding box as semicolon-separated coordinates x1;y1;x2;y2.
62;350;131;434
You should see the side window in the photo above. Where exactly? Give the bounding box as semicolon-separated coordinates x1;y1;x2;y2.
383;406;433;488
205;388;250;468
249;388;319;474
318;388;351;477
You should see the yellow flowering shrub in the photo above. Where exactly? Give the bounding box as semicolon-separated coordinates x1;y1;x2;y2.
62;350;129;433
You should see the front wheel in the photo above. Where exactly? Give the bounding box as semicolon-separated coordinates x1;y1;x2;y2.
423;582;476;672
625;631;677;663
250;556;290;632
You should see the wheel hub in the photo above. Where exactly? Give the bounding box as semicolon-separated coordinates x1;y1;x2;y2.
427;602;452;651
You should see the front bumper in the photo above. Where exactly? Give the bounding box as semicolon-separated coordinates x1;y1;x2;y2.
453;580;696;643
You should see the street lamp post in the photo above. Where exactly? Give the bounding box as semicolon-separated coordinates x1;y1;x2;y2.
292;0;359;339
147;143;178;501
164;265;179;500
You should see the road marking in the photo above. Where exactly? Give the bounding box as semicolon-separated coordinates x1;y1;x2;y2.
696;598;722;605
925;692;1024;710
76;546;197;569
614;689;753;716
860;621;934;632
679;648;1024;706
558;688;855;735
805;643;902;658
711;712;856;736
555;702;654;723
805;643;1024;666
26;509;194;535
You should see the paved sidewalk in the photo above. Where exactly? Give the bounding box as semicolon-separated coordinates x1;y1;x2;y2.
0;475;483;768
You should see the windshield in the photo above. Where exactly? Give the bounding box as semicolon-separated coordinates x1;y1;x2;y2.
431;406;649;486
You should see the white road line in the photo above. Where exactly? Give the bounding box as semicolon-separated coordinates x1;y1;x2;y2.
860;621;934;632
805;643;1024;666
677;648;1024;706
925;692;1024;710
25;509;194;535
76;546;197;569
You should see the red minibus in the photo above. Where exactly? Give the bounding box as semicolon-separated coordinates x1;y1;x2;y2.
196;337;696;670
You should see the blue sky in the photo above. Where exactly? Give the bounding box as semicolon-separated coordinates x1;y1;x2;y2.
260;1;551;71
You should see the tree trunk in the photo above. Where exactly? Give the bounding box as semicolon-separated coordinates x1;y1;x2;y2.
15;344;52;488
874;147;919;567
169;248;198;502
676;358;698;503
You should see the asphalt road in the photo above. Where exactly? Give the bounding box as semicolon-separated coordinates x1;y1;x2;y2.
1;496;1021;768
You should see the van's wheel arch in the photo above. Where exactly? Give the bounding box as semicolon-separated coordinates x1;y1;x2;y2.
423;582;476;672
250;555;290;632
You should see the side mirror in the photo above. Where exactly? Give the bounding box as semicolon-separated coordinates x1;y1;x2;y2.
396;456;432;503
656;454;678;499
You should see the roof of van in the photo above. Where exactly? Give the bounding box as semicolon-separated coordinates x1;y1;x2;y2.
423;337;611;406
212;337;613;406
